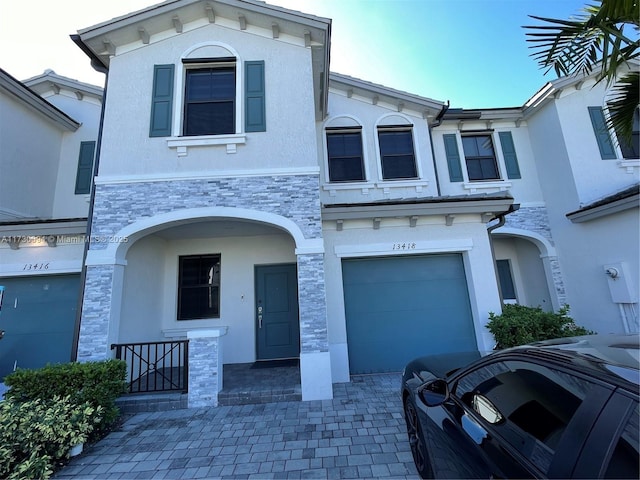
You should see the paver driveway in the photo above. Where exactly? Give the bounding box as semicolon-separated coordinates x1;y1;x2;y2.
54;373;419;479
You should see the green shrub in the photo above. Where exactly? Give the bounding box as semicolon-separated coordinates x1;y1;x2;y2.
487;304;595;349
0;395;102;479
3;360;127;436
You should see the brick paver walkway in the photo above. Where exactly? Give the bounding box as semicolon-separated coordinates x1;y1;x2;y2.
54;373;419;479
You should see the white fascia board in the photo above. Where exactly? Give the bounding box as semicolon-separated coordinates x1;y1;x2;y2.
23;72;103;99
0;71;80;131
329;72;445;112
77;0;330;45
567;194;640;223
0;220;88;236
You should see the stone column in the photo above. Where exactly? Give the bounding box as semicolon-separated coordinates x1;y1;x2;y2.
187;328;227;408
77;264;116;361
297;253;333;401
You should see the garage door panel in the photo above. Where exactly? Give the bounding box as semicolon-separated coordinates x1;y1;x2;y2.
343;254;477;374
0;275;80;379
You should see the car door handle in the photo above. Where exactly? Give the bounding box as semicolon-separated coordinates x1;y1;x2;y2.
461;413;488;445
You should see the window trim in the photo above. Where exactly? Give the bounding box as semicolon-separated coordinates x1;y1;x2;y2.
325;126;367;183
376;125;419;181
172;49;244;141
182;60;237;137
461;132;501;182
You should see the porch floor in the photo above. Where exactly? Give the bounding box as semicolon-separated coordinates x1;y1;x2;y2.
219;361;301;406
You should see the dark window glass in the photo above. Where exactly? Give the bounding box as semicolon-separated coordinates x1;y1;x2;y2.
184;67;235;136
178;254;221;320
604;403;639;479
455;361;594;473
462;135;500;180
617;109;640;160
378;129;417;179
327;130;365;182
496;259;517;301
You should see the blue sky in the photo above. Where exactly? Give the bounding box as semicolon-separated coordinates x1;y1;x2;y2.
0;0;587;108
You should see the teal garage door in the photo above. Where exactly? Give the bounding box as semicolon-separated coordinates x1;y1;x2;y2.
0;275;80;379
342;254;477;374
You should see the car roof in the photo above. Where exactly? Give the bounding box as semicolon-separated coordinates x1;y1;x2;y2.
507;334;640;389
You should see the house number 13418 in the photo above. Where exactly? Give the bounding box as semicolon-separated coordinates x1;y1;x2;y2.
392;243;416;250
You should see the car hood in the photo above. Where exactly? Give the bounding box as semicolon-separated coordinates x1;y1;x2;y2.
405;351;483;382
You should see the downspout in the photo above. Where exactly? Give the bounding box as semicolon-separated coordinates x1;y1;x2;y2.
427;101;449;196
70;34;109;361
487;203;520;305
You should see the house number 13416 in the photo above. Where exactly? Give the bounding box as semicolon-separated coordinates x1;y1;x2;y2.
392;243;416;250
23;263;49;271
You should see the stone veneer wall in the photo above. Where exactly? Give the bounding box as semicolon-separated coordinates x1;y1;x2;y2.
78;174;326;362
89;175;322;250
297;253;329;354
503;206;567;306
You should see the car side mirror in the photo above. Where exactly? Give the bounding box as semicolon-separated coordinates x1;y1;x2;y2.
471;394;504;425
417;378;450;407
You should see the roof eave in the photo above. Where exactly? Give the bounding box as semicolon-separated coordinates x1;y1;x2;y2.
322;196;514;221
0;68;80;131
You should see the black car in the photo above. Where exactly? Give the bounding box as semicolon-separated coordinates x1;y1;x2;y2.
401;334;639;479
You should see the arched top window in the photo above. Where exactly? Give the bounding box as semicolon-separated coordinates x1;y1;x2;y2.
324;116;365;183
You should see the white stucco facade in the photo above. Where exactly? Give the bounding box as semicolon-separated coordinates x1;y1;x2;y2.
4;0;637;404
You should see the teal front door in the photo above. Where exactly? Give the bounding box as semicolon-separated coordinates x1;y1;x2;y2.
255;264;300;360
0;275;80;379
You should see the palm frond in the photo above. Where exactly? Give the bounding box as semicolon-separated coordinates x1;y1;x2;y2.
607;71;639;142
524;0;639;82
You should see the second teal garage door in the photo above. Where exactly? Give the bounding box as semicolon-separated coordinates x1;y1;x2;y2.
342;254;477;374
0;275;80;379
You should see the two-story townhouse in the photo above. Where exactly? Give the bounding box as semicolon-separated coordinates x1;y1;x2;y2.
0;69;102;378
72;0;333;406
523;65;639;334
431;62;639;336
319;74;513;382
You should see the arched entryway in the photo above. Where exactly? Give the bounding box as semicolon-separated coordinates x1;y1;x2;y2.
78;206;332;406
492;227;564;311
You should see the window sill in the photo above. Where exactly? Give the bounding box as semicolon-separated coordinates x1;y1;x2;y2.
167;134;246;157
376;180;429;195
323;182;376;196
618;159;640;173
463;180;512;193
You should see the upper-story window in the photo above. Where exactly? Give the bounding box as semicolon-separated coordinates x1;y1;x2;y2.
149;52;265;140
443;131;521;183
617;108;640;159
183;61;236;136
462;134;500;181
326;128;365;182
378;126;417;180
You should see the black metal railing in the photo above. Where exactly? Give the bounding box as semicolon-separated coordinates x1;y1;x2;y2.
111;340;189;394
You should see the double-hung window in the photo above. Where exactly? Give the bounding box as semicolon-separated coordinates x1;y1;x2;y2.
177;254;221;320
183;59;236;136
462;134;500;181
149;58;265;139
378;127;417;180
326;128;365;182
